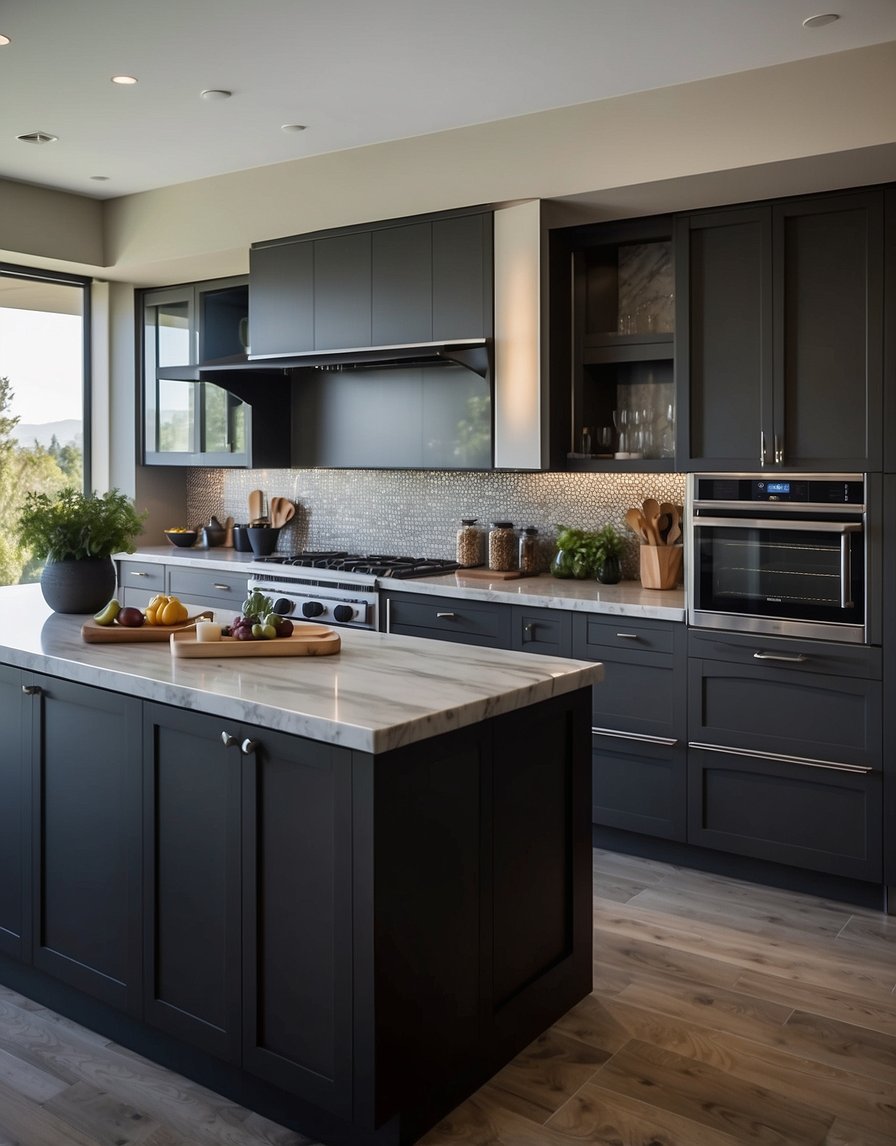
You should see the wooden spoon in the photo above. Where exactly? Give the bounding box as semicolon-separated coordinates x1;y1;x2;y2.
278;500;296;526
223;515;234;548
624;507;648;543
641;498;661;545
269;496;283;527
666;503;682;546
248;489;265;524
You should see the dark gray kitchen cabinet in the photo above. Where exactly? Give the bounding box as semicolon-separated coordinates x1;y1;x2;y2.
885;189;896;474
249;209;494;359
241;727;353;1117
510;604;572;658
881;475;896;897
372;221;432;345
0;665;29;963
143;704;242;1061
573;614;688;842
687;631;882;881
314;231;373;350
30;675;142;1014
677;189;884;471
382;590;511;648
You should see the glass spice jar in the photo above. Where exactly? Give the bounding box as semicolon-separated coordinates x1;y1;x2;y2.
488;521;517;572
455;518;484;567
518;526;539;575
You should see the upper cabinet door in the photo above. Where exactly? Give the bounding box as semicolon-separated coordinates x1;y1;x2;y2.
249;241;314;356
432;213;493;340
773;191;883;472
676;207;773;470
313;231;372;350
371;222;432;345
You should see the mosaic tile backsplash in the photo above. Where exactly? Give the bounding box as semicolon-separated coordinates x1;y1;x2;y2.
188;469;686;580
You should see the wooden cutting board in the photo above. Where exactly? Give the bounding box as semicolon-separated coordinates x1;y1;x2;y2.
82;612;214;643
456;568;529;580
170;625;341;658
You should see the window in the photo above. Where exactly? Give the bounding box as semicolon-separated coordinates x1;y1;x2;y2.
0;265;90;585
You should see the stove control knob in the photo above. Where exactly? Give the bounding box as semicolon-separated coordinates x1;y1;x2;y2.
333;604;354;623
302;601;326;618
273;598;293;615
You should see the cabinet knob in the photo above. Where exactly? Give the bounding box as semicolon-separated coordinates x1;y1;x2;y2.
21;684;41;695
221;731;238;748
523;622;536;638
240;738;258;756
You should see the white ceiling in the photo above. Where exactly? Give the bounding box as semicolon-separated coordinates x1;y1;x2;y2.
2;0;896;201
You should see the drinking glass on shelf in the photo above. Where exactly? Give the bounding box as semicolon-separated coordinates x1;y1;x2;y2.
596;426;613;455
612;409;629;454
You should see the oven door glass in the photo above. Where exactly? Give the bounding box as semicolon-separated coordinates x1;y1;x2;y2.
693;518;864;628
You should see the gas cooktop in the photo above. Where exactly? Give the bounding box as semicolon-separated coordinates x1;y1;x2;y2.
253;551;462;579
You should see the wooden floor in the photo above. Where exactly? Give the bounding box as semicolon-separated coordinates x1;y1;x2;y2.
1;850;894;1145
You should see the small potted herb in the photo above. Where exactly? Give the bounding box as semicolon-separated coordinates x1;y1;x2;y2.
592;523;624;584
16;487;146;613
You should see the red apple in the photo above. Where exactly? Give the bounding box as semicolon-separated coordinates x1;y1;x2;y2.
117;606;146;627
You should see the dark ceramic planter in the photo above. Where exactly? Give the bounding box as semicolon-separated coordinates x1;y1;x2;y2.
595;555;622;585
40;556;117;614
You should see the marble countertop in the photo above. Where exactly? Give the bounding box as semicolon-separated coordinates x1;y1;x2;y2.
0;584;602;755
121;549;686;621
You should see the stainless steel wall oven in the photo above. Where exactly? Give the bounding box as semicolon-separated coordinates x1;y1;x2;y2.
688;473;877;645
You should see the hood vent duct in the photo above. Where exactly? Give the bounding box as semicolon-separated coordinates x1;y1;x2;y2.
247;338;491;379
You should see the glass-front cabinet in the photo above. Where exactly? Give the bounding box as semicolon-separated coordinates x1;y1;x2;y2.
548;215;676;472
141;278;287;467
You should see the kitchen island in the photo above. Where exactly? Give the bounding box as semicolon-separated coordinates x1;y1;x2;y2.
0;584;601;1146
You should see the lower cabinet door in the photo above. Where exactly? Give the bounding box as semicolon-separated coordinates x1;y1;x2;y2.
143;704;242;1061
688;747;882;882
0;665;30;962
241;728;354;1119
592;733;686;842
32;676;142;1014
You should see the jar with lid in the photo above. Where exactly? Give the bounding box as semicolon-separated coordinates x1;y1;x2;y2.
518;526;539;575
488;521;517;572
455;518;484;568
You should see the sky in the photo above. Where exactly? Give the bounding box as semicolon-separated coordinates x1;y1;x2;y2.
0;308;83;424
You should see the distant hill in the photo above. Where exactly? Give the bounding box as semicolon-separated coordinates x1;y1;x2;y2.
11;420;83;449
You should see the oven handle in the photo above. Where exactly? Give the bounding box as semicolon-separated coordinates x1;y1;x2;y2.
692;517;863;534
840;530;854;610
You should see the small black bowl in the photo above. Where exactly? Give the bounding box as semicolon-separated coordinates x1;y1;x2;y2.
165;529;197;548
247;525;281;557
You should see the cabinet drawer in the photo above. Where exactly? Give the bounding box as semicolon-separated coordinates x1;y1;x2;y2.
510;606;571;657
592;736;686;842
384;593;510;646
167;568;247;608
689;657;881;768
688;747;882;882
687;630;882;680
118;560;165;595
577;614;677;656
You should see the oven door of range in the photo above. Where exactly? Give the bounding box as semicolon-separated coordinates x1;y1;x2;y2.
688;514;866;643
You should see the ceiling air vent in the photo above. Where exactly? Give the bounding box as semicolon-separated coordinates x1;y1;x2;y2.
17;131;58;144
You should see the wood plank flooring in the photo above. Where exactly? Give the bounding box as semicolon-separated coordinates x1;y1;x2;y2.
0;849;893;1145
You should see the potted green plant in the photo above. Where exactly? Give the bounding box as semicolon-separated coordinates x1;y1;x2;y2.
592;523;624;584
16;486;146;613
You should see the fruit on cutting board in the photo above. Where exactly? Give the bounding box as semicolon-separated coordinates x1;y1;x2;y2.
221;589;295;640
145;594;189;625
93;598;122;626
117;606;146;628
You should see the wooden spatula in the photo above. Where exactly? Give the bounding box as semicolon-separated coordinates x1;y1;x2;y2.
248;489;265;523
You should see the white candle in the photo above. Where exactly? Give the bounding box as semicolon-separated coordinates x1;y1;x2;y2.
196;621;222;642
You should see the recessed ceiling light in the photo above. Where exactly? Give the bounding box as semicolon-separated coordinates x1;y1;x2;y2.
90;175;110;182
200;89;232;101
111;75;138;85
0;34;11;46
281;123;307;133
802;13;840;28
17;131;58;145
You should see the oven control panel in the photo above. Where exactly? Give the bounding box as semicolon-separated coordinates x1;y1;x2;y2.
693;474;865;507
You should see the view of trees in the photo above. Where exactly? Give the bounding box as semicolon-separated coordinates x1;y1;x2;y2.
0;375;83;585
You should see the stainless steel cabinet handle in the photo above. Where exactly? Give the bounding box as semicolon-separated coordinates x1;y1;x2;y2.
760;430;767;465
385;598;392;634
130;570;148;577
774;434;784;465
523;622;536;638
593;726;677;747
615;632;641;640
21;684;41;695
221;731;238;748
212;583;231;591
753;651;808;663
240;738;258;756
689;740;872;774
436;612;456;620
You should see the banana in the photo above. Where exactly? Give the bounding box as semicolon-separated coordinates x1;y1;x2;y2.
93;598;122;626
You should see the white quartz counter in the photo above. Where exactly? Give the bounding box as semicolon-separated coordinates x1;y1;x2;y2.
123;548;686;621
0;584;602;755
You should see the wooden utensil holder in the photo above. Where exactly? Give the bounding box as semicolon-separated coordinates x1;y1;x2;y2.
639;544;683;590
